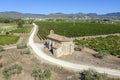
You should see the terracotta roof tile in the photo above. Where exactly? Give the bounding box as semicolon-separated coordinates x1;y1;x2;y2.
47;34;72;42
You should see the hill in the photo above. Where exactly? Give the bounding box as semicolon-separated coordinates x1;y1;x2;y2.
0;11;45;18
0;11;120;20
41;12;120;20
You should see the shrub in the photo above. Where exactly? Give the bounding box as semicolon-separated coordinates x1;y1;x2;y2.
80;69;107;80
93;50;109;59
31;68;52;80
75;45;84;51
5;32;9;35
44;69;52;80
17;43;27;49
20;48;31;55
2;64;22;79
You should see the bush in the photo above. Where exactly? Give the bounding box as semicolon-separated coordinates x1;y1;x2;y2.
95;50;109;59
5;32;9;35
2;64;22;79
44;69;52;80
31;68;52;80
75;45;84;51
17;43;27;49
20;48;31;55
80;69;107;80
0;45;4;52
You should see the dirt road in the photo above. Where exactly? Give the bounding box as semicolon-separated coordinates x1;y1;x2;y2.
28;23;120;77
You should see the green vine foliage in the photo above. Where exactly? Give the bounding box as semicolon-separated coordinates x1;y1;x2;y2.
75;36;120;56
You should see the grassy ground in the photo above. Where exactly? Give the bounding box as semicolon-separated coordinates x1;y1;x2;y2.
0;35;19;45
0;23;17;32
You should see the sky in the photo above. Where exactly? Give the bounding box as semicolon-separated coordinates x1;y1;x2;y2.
0;0;120;14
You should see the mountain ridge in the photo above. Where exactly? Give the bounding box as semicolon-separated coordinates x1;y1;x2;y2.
0;11;120;19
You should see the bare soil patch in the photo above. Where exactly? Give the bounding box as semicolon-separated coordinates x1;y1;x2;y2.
59;48;120;70
0;48;79;80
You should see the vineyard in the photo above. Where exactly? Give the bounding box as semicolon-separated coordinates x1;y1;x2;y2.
0;35;19;45
74;36;120;56
10;25;32;33
0;23;17;32
36;21;120;40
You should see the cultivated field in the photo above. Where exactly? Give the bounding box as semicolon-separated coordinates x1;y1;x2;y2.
0;23;32;46
0;23;17;32
74;36;120;56
0;35;19;45
10;24;32;33
36;21;120;40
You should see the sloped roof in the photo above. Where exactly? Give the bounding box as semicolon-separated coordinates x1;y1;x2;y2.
47;34;72;42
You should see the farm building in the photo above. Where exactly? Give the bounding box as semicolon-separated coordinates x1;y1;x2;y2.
45;30;74;57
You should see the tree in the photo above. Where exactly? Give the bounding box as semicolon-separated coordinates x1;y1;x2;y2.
16;19;24;28
28;19;34;24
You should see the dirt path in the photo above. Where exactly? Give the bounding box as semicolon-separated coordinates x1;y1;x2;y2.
29;23;120;77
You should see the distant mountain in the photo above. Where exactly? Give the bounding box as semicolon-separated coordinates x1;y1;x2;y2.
43;12;120;20
105;12;120;17
0;11;120;20
43;13;87;19
0;11;45;18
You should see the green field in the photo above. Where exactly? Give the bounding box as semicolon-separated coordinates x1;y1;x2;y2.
36;21;120;40
74;36;120;56
10;24;32;33
0;35;19;45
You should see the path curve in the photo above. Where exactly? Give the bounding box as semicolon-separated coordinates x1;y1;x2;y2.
28;23;120;77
